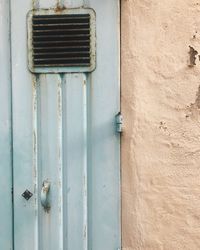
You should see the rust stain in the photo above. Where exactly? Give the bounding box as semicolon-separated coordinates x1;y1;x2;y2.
83;77;87;85
44;206;51;213
58;82;62;118
57;76;63;164
32;76;38;181
55;4;66;12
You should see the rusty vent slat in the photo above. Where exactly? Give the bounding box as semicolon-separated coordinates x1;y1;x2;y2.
32;14;91;68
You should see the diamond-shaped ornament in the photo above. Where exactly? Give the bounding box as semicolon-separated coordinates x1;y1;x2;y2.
22;190;33;200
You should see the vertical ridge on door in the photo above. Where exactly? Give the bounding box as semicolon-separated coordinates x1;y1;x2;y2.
38;74;64;250
62;73;89;249
83;73;89;250
32;75;40;250
34;5;64;250
58;75;64;250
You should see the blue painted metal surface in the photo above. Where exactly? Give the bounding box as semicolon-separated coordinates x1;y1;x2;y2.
10;0;120;249
0;1;13;249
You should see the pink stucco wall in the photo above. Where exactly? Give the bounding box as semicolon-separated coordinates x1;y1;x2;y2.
122;1;200;249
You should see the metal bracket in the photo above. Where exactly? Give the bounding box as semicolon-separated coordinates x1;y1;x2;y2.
115;112;123;133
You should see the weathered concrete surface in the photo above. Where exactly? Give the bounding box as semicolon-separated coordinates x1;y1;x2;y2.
121;1;200;249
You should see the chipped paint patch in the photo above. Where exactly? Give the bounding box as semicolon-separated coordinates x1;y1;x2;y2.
55;2;66;12
188;46;198;67
32;0;39;10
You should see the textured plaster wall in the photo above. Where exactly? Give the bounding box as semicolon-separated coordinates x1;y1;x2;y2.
121;1;200;249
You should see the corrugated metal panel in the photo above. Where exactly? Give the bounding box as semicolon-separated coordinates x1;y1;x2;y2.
11;1;120;250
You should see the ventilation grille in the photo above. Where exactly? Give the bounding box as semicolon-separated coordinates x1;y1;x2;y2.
32;14;91;68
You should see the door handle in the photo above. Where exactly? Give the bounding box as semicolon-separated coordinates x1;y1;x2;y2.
41;180;50;210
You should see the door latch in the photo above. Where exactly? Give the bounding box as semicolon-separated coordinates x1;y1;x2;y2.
115;112;123;133
41;180;50;211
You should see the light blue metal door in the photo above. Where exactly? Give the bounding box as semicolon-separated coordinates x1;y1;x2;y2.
3;0;121;249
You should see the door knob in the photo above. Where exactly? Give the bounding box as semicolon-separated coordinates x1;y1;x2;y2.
41;180;50;211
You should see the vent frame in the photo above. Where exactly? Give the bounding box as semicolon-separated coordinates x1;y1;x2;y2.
27;8;96;73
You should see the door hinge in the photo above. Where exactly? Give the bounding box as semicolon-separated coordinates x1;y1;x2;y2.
115;112;123;133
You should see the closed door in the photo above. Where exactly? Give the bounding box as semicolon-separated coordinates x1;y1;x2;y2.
0;1;120;250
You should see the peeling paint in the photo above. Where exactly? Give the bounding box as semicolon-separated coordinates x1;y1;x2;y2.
32;75;38;181
195;85;200;109
188;46;198;67
32;0;39;10
185;85;200;121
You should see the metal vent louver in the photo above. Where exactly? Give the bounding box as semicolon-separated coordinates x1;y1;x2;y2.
28;9;96;73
